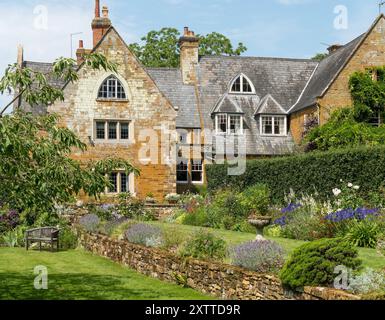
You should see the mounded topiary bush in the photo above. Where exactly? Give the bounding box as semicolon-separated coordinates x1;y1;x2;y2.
280;238;362;290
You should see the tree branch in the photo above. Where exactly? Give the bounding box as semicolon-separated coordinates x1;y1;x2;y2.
0;89;24;117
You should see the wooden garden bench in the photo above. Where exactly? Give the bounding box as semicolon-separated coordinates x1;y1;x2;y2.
25;227;60;252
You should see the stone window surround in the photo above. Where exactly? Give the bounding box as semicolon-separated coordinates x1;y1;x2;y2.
93;119;135;144
105;171;135;195
259;115;288;137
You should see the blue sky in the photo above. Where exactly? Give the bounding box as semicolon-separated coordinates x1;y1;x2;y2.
0;0;382;111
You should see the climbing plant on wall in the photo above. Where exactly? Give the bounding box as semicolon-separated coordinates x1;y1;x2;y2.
304;67;385;151
349;67;385;122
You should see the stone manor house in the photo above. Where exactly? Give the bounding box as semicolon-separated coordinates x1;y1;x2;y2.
15;1;385;201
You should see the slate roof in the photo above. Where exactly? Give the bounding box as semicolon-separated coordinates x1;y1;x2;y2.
290;33;366;113
196;56;317;155
16;61;67;115
146;68;200;128
16;23;373;156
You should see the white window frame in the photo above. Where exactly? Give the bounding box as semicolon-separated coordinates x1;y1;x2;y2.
106;172;135;195
215;114;244;135
229;74;256;94
94;120;133;143
260;115;287;136
98;76;127;100
191;159;204;185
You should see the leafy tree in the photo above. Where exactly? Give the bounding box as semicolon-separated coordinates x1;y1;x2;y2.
311;52;329;62
304;68;385;151
304;108;385;151
0;54;139;225
129;27;247;68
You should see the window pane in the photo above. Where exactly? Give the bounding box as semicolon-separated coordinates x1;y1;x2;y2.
229;115;241;134
120;123;129;140
242;76;253;93
274;117;285;135
98;76;126;100
96;122;105;139
231;77;241;92
262;117;273;135
120;173;128;193
191;160;203;182
108;122;117;140
109;173;118;193
177;161;188;182
218;114;227;133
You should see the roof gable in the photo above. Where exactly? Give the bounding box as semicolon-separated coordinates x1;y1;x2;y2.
290;14;385;113
255;94;287;115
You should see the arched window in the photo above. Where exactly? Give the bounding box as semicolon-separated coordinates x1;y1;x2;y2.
230;74;255;94
98;76;126;99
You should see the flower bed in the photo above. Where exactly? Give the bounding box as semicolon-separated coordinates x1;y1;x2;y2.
77;229;360;300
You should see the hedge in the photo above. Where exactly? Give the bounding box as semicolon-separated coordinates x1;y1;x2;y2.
206;146;385;203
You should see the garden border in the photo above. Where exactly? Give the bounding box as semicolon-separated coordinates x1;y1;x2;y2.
78;230;360;300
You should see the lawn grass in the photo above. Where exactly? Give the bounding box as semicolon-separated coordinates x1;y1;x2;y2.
143;221;385;270
0;248;211;300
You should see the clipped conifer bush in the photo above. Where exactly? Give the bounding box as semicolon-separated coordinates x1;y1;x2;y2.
280;238;362;290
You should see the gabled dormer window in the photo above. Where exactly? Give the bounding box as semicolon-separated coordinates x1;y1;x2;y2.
230;74;255;94
215;114;244;135
98;75;126;100
260;116;287;136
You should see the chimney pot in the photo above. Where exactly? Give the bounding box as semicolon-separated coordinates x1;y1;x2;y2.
95;0;100;18
327;44;342;54
79;40;84;49
184;27;189;36
17;44;24;68
102;6;109;18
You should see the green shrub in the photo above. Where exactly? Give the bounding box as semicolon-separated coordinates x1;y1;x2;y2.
231;221;256;234
280;205;331;241
207;145;385;203
345;221;382;248
239;184;271;216
162;226;186;249
59;227;78;250
87;204;114;221
280;238;362;290
264;225;282;238
181;207;210;227
178;230;227;262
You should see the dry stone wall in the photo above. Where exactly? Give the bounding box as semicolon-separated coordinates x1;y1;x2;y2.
78;231;360;301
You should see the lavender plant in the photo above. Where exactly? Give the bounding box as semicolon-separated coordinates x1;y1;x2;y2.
79;214;100;233
125;224;163;247
230;240;285;273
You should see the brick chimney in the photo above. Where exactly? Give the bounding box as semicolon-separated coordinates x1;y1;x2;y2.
179;27;199;85
327;44;343;54
17;44;24;68
76;40;91;65
91;0;111;48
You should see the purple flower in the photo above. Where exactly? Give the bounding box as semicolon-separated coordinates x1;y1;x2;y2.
125;224;163;246
325;208;380;223
230;240;285;273
273;216;288;227
281;203;302;214
79;214;100;232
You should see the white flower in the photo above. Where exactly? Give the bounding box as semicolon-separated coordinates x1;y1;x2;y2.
353;185;360;190
333;188;342;197
348;183;353;188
